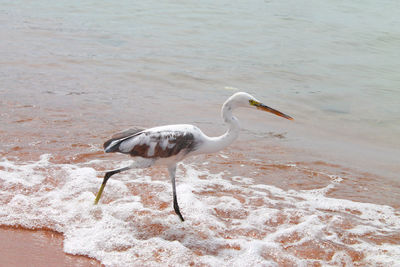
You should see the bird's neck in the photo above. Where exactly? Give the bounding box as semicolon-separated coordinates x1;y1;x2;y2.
201;101;240;154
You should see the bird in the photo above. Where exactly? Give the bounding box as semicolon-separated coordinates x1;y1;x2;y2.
94;92;293;221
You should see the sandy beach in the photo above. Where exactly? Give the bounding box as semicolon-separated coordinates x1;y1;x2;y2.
1;0;399;265
0;226;101;266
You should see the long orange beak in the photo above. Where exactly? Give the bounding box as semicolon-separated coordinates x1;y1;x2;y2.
255;102;293;120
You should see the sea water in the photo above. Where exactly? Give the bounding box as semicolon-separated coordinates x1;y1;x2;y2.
0;155;399;266
1;0;400;265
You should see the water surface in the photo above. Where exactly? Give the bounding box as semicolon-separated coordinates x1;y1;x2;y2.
1;0;400;265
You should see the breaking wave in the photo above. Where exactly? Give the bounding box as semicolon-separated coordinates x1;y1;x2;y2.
0;155;399;266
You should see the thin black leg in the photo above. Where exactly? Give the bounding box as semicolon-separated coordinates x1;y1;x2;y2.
105;167;130;180
169;165;185;222
173;194;185;222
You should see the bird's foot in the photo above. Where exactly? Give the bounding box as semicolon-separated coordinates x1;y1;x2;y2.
173;201;185;222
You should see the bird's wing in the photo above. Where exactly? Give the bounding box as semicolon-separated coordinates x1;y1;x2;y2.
108;128;199;158
103;126;145;152
110;127;146;140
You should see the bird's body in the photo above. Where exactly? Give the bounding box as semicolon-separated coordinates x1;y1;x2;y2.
104;124;202;160
94;92;293;221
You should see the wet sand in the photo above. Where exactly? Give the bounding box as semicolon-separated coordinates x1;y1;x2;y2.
1;100;400;265
0;226;101;266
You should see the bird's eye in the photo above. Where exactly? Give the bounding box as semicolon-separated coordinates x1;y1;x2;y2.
249;100;258;106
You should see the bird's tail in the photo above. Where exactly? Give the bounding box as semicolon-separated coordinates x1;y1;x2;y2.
103;127;145;153
103;138;121;153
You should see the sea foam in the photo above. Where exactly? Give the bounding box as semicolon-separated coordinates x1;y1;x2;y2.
0;155;399;266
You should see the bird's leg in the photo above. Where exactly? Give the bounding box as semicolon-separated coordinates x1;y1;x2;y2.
94;166;130;205
168;165;184;222
94;159;155;205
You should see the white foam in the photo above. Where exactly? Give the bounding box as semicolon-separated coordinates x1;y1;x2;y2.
0;155;399;266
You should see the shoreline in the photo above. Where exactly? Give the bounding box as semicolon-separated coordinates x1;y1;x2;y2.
1;145;399;265
0;226;101;267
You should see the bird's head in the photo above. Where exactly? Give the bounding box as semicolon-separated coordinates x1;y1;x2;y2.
226;92;293;120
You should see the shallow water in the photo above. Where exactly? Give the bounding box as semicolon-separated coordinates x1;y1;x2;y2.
1;0;400;265
1;0;399;178
1;155;399;266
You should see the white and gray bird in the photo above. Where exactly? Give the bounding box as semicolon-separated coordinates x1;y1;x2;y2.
94;92;293;221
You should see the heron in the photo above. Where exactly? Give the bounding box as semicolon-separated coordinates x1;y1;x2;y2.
94;92;293;221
